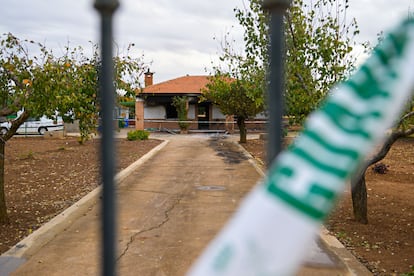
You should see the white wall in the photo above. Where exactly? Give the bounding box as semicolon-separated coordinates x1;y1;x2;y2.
212;105;226;119
211;106;268;120
254;111;268;119
188;104;196;119
143;103;266;120
144;104;196;120
144;105;166;119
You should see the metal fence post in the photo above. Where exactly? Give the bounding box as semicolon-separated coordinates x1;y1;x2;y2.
94;1;119;275
262;0;291;166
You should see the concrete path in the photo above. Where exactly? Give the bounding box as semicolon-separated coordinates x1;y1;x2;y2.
1;132;371;275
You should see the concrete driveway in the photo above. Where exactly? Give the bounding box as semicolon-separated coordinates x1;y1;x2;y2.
2;133;370;275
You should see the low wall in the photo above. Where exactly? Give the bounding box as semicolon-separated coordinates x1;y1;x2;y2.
142;119;267;132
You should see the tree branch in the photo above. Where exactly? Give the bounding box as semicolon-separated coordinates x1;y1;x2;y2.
2;110;30;142
403;124;414;137
285;13;298;49
0;97;22;116
294;72;312;95
352;109;414;185
0;68;29;116
396;110;414;127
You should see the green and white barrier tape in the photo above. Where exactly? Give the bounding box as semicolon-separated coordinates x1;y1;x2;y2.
188;19;414;276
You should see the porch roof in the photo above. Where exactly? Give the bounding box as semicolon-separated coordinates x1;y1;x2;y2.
141;75;210;95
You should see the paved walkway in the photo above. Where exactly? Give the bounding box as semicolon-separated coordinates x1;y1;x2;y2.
0;132;371;275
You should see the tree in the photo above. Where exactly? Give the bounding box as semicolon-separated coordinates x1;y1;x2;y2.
172;96;189;133
204;0;359;143
285;0;360;123
113;43;148;127
349;14;414;224
0;34;147;223
204;76;264;143
0;33;72;222
351;104;414;224
57;43;147;144
203;0;268;143
53;46;100;144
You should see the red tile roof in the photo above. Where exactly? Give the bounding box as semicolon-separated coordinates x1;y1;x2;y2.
141;75;210;94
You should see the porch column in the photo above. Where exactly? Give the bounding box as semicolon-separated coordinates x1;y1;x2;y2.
135;97;144;130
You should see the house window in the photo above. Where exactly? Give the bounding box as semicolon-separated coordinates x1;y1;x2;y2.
165;103;178;119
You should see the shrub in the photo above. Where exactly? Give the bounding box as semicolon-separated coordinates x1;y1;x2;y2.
127;130;149;141
372;162;388;174
172;96;189;131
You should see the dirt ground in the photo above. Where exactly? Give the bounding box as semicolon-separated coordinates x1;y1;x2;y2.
0;135;161;255
243;137;414;276
0;134;413;275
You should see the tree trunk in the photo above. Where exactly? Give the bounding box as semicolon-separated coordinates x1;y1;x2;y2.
351;173;368;224
0;139;8;223
350;130;404;224
237;117;247;143
0;111;29;224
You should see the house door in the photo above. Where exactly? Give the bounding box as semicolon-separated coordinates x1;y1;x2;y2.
197;103;210;130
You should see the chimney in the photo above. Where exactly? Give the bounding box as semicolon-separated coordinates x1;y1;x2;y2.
144;68;154;87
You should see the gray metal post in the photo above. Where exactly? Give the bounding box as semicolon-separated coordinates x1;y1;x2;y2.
262;0;291;166
94;1;119;275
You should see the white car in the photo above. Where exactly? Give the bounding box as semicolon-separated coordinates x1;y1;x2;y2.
1;115;64;135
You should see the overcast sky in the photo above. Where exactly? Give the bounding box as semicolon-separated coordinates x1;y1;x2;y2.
1;0;414;84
